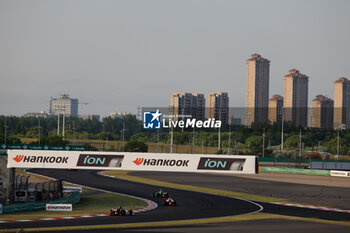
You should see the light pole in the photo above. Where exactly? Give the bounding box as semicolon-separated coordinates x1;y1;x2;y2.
218;127;221;150
228;124;231;154
122;121;125;152
299;129;302;158
281;107;284;151
38;118;42;145
4;117;8;144
262;128;265;157
170;126;173;153
57;112;60;136
192;127;195;154
335;124;345;160
157;129;160;153
234;140;237;154
218;103;222;150
72;121;76;145
337;130;340;159
62;110;66;140
169;106;174;153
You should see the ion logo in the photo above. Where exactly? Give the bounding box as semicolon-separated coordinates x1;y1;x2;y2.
13;155;24;162
133;158;144;165
204;159;227;168
77;154;124;167
83;155;106;165
143;109;162;129
197;157;246;171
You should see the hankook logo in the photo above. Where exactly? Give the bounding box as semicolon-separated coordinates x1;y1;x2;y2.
13;155;24;162
132;158;189;167
12;155;69;164
133;158;144;165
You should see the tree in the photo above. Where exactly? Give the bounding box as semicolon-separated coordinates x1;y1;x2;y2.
125;140;148;152
83;143;98;151
6;135;22;144
40;136;69;145
324;138;349;155
25;127;38;138
129;133;148;143
244;136;262;153
97;131;114;140
167;132;190;145
284;135;299;149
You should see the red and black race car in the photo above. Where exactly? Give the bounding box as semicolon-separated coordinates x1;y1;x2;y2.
163;197;176;206
110;206;134;216
66;169;77;172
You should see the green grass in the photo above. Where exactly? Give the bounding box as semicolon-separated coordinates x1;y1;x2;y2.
0;192;146;220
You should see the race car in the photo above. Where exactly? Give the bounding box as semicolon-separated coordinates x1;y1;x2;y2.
110;206;134;216
164;197;176;206
66;168;77;172
152;189;169;198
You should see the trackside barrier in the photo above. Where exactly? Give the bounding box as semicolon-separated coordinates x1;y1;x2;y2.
330;170;350;177
2;191;80;214
259;157;310;163
311;161;350;170
7;150;258;174
260;166;331;176
259;157;350;164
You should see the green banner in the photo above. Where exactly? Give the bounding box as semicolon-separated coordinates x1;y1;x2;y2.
260;166;330;176
1;144;85;151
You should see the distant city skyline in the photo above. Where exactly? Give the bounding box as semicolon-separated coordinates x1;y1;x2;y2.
1;0;349;117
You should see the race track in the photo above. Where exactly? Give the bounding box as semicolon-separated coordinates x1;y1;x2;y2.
0;169;261;230
1;169;350;231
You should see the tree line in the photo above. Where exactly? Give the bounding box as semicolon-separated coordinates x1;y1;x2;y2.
0;115;349;156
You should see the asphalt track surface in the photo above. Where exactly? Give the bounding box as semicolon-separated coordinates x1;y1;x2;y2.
1;169;350;231
0;169;261;230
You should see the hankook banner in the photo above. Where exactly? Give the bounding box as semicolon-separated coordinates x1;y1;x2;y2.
7;150;258;174
46;204;72;211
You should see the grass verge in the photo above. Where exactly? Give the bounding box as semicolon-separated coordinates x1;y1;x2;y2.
0;172;147;220
1;213;350;232
0;191;146;220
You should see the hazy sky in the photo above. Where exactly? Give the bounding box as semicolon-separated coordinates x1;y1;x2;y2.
1;0;349;117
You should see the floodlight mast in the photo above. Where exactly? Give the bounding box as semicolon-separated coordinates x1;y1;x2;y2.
57;101;88;139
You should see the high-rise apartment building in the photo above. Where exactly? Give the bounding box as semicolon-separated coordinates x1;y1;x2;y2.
312;95;334;129
170;92;205;121
49;94;78;116
283;69;309;127
268;94;284;124
334;77;350;129
245;53;270;126
207;92;229;124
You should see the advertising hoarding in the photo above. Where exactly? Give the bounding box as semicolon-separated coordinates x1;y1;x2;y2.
7;150;258;174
